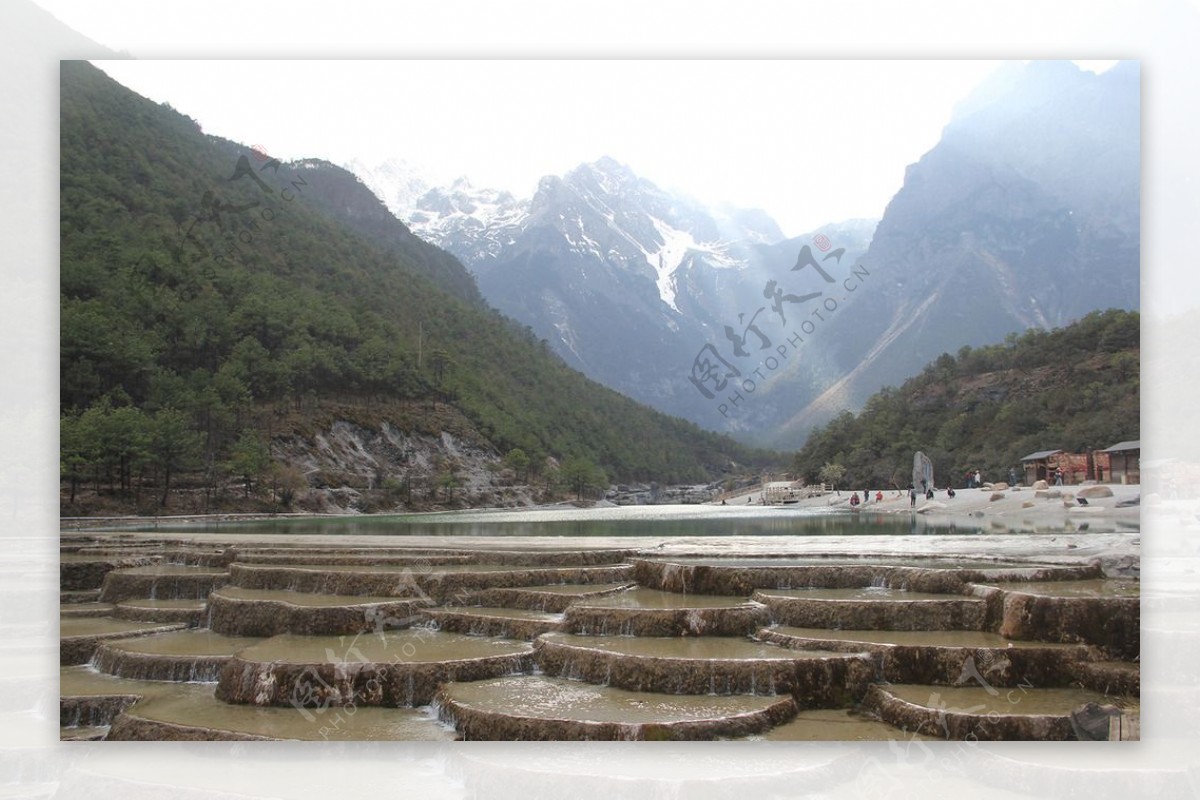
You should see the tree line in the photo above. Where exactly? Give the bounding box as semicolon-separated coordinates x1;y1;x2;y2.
792;308;1140;490
60;61;774;512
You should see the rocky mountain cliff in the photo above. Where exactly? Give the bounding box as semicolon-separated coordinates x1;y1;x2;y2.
776;60;1140;445
345;61;1139;450
397;155;874;436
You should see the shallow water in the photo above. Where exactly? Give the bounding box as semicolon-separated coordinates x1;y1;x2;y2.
658;556;1058;570
60;665;185;696
103;630;261;657
233;630;532;664
137;507;984;538
574;588;756;609
60;553;156;563
124;685;455;740
233;563;585;574
753;708;940;741
431;607;562;622
116;599;207;611
985;579;1139;597
212;586;409;606
768;626;1083;649
882;683;1136;716
61;602;116;615
111;565;227;576
441;675;788;722
539;632;846;661
501;583;632;596
59;618;181;638
757;587;973;602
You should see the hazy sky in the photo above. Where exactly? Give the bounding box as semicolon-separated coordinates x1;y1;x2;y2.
82;58;1121;236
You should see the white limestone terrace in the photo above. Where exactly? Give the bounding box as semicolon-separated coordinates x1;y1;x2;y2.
73;502;1139;577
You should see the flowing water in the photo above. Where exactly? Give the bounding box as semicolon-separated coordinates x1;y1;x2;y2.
574;588;758;609
61;508;1140;741
767;626;1087;649
100;630;262;658
539;632;843;662
231;631;532;665
120;684;456;741
439;675;790;723
881;683;1135;716
211;586;411;606
60;618;182;638
983;579;1140;597
756;587;973;601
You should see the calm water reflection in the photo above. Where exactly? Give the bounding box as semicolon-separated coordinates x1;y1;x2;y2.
139;507;989;539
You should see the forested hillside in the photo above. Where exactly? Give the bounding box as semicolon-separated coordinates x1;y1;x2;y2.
791;309;1139;489
60;61;775;513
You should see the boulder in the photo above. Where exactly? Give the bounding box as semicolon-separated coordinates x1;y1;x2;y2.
1022;501;1035;508
1033;480;1050;490
1035;489;1062;500
989;493;1006;502
1077;485;1114;499
991;482;1009;491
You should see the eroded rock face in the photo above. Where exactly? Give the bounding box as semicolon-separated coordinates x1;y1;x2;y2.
97;568;228;603
465;584;635;612
636;561;969;596
59;622;189;666
107;714;276;741
112;601;206;627
999;593;1140;659
753;592;986;632
207;591;428;637
61;556;160;591
758;628;1096;688
634;560;1098;597
60;695;140;728
227;563;634;604
860;685;1078;741
561;603;770;637
424;609;562;641
91;644;231;683
434;677;800;741
1072;661;1140;697
456;550;639;567
533;635;872;706
215;650;534;709
61;534;1140;741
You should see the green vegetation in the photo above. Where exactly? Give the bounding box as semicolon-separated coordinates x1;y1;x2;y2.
792;309;1139;489
60;61;774;511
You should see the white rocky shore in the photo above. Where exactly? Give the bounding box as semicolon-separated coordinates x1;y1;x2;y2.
715;481;1141;533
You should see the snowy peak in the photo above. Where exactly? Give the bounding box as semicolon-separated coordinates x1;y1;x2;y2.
406;179;529;264
341;157;430;217
404;157;774;314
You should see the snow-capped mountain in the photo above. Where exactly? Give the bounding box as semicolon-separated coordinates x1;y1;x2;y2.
406;178;528;264
396;156;874;437
345;58;1139;453
341;157;431;218
408;157;772;314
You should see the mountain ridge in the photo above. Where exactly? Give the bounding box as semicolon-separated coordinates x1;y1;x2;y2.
60;61;779;514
